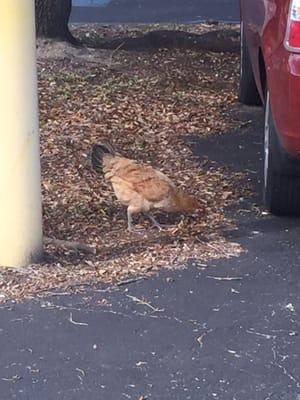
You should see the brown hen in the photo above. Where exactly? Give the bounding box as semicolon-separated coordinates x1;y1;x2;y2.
91;142;203;231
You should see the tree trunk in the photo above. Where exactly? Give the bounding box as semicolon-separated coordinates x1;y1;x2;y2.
35;0;77;44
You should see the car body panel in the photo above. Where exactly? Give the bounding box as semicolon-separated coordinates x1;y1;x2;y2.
240;0;300;157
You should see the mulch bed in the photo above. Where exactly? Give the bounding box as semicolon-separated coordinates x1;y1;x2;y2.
0;23;250;303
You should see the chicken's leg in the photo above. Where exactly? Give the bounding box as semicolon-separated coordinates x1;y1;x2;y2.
146;213;163;231
127;206;143;233
127;207;161;232
127;208;134;232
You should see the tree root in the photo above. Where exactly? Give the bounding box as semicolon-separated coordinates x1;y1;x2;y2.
44;236;97;255
83;29;240;53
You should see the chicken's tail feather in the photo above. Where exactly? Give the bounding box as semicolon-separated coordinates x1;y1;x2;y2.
91;142;115;173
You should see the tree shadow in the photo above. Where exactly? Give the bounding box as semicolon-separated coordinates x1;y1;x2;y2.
77;28;239;53
186;103;300;242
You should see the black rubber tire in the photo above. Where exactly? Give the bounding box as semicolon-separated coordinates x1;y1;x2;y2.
239;22;261;106
264;92;300;215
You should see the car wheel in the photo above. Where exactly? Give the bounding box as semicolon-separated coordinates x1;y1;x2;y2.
264;91;300;215
239;21;261;106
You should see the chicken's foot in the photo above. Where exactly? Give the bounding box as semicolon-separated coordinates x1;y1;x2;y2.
127;208;144;234
146;213;163;231
127;208;163;233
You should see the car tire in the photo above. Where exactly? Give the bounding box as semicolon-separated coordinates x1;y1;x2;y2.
264;91;300;215
239;21;261;106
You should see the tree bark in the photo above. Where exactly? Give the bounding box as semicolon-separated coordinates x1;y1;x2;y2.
35;0;77;44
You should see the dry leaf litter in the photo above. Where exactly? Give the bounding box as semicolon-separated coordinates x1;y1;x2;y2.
0;24;250;302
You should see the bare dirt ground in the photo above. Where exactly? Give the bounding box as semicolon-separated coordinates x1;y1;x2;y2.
0;23;251;302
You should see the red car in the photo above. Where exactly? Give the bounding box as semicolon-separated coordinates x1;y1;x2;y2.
239;0;300;215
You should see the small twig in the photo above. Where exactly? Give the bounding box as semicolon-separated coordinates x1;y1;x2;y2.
274;362;300;388
197;329;213;348
1;375;22;383
206;242;222;252
195;238;222;253
117;277;146;287
246;329;276;340
207;276;243;281
69;312;88;326
44;236;96;255
107;41;125;68
272;346;300;388
126;295;164;313
76;368;86;377
38;291;70;297
76;367;86;384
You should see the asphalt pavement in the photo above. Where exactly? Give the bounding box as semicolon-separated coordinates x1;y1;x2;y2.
70;0;240;23
0;105;299;399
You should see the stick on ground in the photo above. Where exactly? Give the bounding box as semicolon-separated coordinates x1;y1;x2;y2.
44;236;96;255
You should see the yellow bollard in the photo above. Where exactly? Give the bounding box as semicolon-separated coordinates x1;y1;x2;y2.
0;1;43;267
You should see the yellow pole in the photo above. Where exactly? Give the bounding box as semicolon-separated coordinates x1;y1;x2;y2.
0;1;43;267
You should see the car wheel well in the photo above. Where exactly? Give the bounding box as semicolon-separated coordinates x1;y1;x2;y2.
259;48;267;101
264;90;300;215
239;22;262;105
